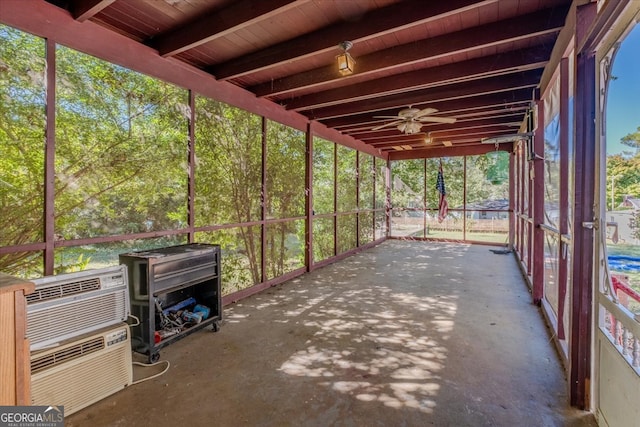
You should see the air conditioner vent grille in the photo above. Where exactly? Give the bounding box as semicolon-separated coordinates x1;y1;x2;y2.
31;336;105;374
28;292;128;350
26;278;101;304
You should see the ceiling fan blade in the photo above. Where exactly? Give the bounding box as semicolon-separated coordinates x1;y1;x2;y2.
412;108;438;119
417;116;457;124
371;120;403;131
373;115;402;119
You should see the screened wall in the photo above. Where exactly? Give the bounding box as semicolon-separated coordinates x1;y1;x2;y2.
0;24;386;298
389;153;509;244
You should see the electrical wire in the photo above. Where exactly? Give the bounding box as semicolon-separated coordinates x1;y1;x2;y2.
125;318;170;385
131;360;170;385
128;313;141;327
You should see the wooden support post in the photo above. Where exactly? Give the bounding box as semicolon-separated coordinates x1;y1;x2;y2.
570;4;597;408
305;123;313;271
532;95;545;304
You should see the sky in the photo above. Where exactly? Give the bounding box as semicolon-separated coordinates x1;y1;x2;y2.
606;25;640;155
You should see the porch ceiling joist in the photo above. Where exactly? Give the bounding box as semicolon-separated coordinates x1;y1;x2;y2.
29;0;573;160
149;0;301;57
209;0;499;81
283;45;552;111
307;69;542;120
70;0;115;22
346;113;527;140
388;142;512;160
251;6;567;99
321;89;534;130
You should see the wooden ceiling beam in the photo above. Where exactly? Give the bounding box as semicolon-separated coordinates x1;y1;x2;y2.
210;0;497;80
366;135;433;146
339;106;529;134
379;138;498;152
71;0;115;22
355;117;522;141
388;142;512;160
427;126;518;139
251;6;567;97
321;89;533;129
451;105;529;120
308;69;542;120
284;45;551;111
371;130;508;149
150;0;301;57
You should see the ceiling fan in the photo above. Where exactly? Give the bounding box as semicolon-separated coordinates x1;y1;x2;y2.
371;107;456;134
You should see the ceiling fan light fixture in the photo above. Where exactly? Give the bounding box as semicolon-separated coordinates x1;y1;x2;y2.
399;121;421;134
337;41;355;76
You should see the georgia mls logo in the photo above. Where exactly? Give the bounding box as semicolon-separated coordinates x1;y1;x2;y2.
0;405;64;426
44;406;63;417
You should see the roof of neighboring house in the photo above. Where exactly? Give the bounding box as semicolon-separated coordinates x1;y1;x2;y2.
622;196;640;209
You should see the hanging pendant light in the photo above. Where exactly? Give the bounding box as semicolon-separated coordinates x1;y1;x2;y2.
337;41;355;76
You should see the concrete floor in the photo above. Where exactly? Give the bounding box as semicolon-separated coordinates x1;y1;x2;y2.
67;241;597;426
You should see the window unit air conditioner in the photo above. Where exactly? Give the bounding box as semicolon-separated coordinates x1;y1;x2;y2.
27;265;130;351
30;323;133;416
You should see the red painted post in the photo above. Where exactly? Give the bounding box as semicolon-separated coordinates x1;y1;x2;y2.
557;57;570;340
44;39;56;276
532;96;545;304
508;150;515;249
305;123;313;271
261;117;267;283
570;2;597;409
187;90;196;243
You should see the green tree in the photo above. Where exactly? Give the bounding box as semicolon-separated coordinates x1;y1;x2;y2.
265;120;305;279
620;125;640;152
195;98;263;286
607;153;640;210
0;26;45;275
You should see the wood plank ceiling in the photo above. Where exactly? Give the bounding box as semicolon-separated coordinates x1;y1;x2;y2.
46;0;571;158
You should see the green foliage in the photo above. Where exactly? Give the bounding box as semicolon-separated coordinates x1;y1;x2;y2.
266;120;305;218
196;228;261;293
465;153;509;205
428;157;464;210
265;220;305;280
265;121;305;279
312;217;334;262
606;153;640;210
54;253;91;274
312;137;335;214
359;153;374;209
630;211;640;241
375;160;387;209
389;154;508;224
391;159;424;209
337;145;357;212
620;126;640;151
0;25;46;274
1;24;386;289
54;46;189;240
337;214;357;254
195;97;262;225
359;212;374;244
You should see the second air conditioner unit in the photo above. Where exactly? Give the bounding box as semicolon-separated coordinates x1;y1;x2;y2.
30;323;133;416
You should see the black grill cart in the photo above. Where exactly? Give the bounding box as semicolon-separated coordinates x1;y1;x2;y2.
119;243;222;362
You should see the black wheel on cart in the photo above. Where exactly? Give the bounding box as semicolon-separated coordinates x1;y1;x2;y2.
211;320;221;332
149;352;160;363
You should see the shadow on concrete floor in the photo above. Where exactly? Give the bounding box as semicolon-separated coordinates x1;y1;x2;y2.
67;240;597;426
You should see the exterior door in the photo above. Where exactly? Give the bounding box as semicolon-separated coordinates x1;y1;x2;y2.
593;5;640;426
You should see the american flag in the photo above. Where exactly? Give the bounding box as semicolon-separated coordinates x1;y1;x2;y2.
436;160;448;223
